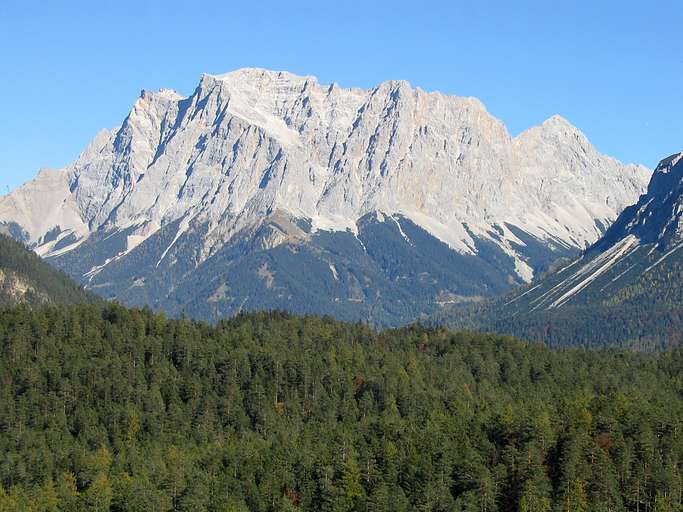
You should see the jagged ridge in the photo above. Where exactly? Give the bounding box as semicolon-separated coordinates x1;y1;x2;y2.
0;68;650;324
438;152;683;348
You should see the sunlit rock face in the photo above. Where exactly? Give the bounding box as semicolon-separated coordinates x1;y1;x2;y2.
0;68;650;324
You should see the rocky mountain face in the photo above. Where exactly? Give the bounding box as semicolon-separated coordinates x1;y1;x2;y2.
0;68;650;324
440;152;683;348
501;152;683;311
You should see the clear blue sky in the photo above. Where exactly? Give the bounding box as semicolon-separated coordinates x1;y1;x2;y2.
1;0;681;194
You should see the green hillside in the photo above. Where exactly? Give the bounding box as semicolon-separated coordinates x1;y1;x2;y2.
1;305;681;511
0;234;96;307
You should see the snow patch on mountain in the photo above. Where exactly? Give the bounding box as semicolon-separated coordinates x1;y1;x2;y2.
545;234;639;309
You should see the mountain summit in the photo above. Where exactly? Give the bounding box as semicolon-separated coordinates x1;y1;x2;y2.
0;68;649;324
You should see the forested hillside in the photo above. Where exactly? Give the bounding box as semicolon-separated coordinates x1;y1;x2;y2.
0;304;681;511
0;234;96;306
435;231;683;350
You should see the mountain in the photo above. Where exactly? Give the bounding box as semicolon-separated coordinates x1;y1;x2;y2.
439;152;683;348
0;232;96;306
0;68;649;325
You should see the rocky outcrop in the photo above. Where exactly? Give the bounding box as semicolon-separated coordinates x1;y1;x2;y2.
0;68;651;323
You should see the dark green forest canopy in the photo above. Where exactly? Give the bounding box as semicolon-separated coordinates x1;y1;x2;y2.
0;304;681;511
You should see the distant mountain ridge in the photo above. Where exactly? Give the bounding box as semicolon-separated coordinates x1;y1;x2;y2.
438;151;683;348
0;68;649;324
505;151;683;311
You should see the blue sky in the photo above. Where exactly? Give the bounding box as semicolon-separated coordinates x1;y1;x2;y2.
1;0;681;193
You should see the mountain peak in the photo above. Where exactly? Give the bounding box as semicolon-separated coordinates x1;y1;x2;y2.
0;68;651;324
655;151;683;173
514;113;584;145
537;114;585;136
138;88;184;102
646;150;683;197
205;67;321;88
543;113;572;125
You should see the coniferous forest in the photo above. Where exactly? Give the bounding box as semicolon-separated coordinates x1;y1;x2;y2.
1;304;681;511
2;4;682;511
